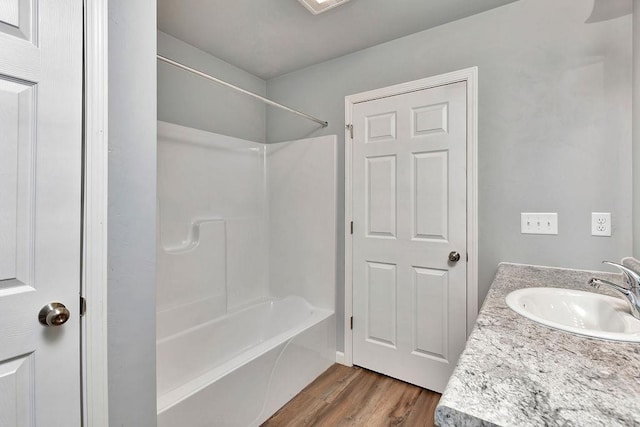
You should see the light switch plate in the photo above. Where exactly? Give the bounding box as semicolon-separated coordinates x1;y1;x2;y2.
521;213;558;235
592;212;611;237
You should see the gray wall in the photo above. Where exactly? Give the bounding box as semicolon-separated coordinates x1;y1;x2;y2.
634;0;640;258
266;0;633;351
108;1;157;425
158;31;267;143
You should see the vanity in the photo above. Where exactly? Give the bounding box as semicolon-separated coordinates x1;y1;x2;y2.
435;263;640;426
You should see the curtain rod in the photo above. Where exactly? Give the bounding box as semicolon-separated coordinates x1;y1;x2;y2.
157;54;329;128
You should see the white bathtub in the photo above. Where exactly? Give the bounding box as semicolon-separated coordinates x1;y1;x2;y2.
157;295;335;427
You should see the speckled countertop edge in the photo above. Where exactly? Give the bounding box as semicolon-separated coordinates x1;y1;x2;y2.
435;263;640;427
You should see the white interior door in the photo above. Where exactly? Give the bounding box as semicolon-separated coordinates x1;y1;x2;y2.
352;82;467;392
0;0;82;424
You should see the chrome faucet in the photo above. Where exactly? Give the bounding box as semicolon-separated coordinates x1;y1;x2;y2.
588;261;640;320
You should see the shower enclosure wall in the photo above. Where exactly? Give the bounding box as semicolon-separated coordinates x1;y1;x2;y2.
156;121;337;426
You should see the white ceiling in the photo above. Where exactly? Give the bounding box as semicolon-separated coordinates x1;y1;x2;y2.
157;0;519;80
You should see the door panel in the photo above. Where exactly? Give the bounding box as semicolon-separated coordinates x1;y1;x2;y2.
412;103;448;136
366;261;397;347
352;82;467;392
0;79;29;282
366;112;396;142
413;267;448;360
0;353;35;426
413;151;448;241
0;0;82;423
0;0;34;41
366;156;397;238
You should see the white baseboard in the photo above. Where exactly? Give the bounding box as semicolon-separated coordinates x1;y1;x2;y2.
335;351;351;366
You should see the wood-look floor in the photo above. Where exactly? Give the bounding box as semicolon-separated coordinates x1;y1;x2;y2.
262;364;441;427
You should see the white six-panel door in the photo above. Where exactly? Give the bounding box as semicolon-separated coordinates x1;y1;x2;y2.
0;0;82;424
352;82;467;392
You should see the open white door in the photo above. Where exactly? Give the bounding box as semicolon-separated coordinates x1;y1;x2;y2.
0;0;83;424
351;81;468;392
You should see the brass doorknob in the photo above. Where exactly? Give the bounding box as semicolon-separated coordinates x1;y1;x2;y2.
38;303;70;327
448;251;461;263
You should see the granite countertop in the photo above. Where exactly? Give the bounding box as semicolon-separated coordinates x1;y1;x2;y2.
435;263;640;427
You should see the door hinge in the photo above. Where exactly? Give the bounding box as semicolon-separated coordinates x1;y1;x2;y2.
346;124;353;139
350;221;354;235
80;296;87;317
350;316;353;330
466;252;469;262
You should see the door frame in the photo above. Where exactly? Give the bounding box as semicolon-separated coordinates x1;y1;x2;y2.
342;67;478;367
82;1;110;425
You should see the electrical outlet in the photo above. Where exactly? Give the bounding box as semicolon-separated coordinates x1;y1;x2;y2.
591;212;611;237
521;213;558;235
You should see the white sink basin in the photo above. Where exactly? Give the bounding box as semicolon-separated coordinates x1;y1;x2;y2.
505;287;640;343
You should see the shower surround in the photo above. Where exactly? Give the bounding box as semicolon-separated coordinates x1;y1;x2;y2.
156;121;337;426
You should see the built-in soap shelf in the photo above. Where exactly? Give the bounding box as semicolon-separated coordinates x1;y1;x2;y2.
157;219;228;339
161;218;225;254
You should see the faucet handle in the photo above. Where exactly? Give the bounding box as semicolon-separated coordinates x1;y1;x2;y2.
602;261;640;288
